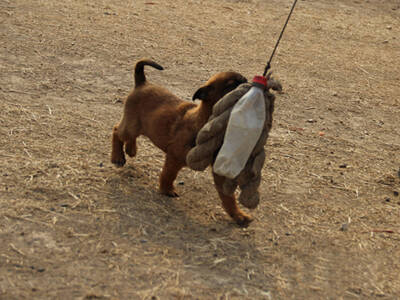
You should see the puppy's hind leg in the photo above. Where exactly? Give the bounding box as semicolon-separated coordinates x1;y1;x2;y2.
124;119;141;158
111;124;126;167
212;172;253;227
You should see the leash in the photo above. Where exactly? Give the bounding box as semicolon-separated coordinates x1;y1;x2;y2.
263;0;299;77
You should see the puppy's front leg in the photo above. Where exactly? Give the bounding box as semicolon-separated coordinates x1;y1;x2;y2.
160;155;184;197
212;172;253;227
125;138;137;157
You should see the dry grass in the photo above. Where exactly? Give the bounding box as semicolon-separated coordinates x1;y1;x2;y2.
1;0;400;299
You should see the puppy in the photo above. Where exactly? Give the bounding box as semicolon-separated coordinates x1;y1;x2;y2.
111;59;251;226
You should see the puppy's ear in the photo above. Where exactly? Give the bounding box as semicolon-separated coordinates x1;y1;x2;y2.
192;85;212;101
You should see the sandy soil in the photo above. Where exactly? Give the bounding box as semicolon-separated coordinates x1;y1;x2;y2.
1;0;400;299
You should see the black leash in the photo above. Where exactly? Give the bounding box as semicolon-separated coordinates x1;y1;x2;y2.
263;0;299;77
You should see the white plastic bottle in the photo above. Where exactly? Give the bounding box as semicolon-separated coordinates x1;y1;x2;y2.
213;76;267;179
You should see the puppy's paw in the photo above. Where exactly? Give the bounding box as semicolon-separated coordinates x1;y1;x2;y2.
111;157;126;167
234;213;253;227
161;189;180;198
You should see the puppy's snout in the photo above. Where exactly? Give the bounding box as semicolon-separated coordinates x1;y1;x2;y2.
239;76;248;84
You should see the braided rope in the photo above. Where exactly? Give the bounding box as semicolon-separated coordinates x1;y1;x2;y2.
186;79;281;209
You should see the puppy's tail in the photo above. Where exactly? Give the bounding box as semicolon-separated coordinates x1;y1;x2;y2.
135;59;164;87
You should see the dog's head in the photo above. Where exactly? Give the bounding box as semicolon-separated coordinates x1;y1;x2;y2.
192;72;247;105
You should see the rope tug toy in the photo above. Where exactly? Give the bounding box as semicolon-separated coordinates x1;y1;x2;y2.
186;76;282;209
187;0;297;210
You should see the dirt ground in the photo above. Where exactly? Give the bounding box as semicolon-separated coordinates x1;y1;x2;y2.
1;0;400;299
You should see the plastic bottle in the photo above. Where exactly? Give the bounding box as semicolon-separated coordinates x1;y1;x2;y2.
213;76;267;179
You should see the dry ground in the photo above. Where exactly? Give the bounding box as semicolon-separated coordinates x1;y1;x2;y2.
1;0;400;299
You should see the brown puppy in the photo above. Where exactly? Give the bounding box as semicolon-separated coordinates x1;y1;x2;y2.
111;59;251;226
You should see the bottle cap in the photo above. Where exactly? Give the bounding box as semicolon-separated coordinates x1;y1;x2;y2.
252;75;267;87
